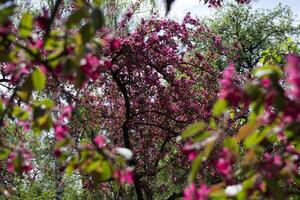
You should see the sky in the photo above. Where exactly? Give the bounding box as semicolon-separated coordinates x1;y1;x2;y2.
168;0;300;21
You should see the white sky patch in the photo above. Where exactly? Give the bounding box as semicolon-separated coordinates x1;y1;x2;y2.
166;0;300;22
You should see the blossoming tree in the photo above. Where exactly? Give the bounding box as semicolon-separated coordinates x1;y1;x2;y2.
1;0;300;199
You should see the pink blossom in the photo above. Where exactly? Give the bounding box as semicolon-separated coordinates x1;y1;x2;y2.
54;124;68;141
197;184;210;200
4;63;16;74
17;120;30;132
219;64;246;106
182;143;197;161
80;53;100;80
60;105;73;120
114;168;134;185
214;36;222;45
285;55;300;100
7;145;33;173
93;135;107;149
262;153;284;178
30;37;43;49
184;184;197;200
216;148;233;178
261;77;272;88
216;158;232;176
110;38;121;51
183;183;210;200
273;155;282;166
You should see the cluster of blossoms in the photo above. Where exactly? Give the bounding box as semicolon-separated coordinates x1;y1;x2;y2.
93;135;107;149
54;105;73;141
216;148;235;181
1;0;287;198
183;184;210;200
7;145;33;173
219;63;247;106
182;54;300;199
285;55;300;101
113;167;134;185
182;142;198;161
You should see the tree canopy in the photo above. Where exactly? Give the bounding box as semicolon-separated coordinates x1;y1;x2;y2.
1;0;300;200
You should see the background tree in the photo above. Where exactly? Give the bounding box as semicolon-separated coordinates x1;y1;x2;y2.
205;3;300;71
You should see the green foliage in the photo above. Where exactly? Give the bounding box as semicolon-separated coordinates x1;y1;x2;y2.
32;68;46;91
19;12;33;38
213;99;228;116
182;121;206;139
206;3;299;71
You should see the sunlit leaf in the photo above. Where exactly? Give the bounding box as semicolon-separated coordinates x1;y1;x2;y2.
79;23;95;44
32;68;46;91
182;121;205;139
66;8;88;28
19;12;33;37
235;121;261;142
212;99;228;116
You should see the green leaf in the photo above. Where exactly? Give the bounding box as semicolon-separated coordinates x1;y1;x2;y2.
266;179;284;200
212;99;228;116
12;106;24;117
188;139;215;183
253;65;283;79
66;8;88;28
244;126;272;148
13;151;23;173
0;4;15;24
65;164;74;176
235;121;262;142
237;176;256;200
92;0;104;6
223;137;239;153
192;131;211;142
0;148;10;159
0;100;3;113
182;121;205;139
209;118;217;129
188;153;203;183
32;68;46;91
16;91;30;100
79;23;95;44
86;160;101;173
19;12;33;37
92;8;104;30
33;99;54;109
100;161;112;181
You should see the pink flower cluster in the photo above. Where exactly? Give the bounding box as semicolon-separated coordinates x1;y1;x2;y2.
285;55;300;101
113;167;134;185
183;183;210;200
54;106;73;141
93;135;107;149
80;53;101;80
54;124;69;141
80;53;113;81
7;145;33;173
216;148;234;180
261;153;283;178
219;64;246;106
182;143;198;161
